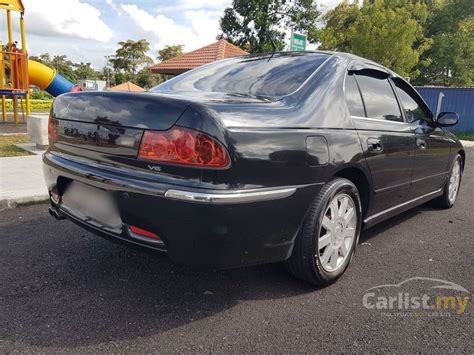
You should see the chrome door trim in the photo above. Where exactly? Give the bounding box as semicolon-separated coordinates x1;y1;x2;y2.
364;189;442;224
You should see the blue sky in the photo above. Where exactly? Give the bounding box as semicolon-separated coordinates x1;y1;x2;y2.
4;0;340;68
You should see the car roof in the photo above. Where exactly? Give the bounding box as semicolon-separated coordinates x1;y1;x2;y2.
242;50;399;78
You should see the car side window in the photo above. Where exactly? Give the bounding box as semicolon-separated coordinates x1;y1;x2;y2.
355;70;403;122
345;73;365;117
392;78;433;125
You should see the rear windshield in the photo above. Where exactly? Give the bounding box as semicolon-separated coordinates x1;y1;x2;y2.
151;53;330;99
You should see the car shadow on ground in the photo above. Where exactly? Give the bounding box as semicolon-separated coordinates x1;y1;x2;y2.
1;202;437;348
359;205;435;243
1;207;316;348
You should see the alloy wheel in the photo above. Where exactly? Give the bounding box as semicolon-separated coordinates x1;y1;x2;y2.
317;193;357;272
448;159;461;204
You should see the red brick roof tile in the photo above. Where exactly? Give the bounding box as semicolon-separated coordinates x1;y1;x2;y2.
108;81;145;92
150;39;248;75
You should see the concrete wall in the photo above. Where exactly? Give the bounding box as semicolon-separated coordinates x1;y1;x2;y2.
27;114;49;148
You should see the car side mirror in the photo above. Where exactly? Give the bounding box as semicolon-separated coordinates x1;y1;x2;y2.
436;112;459;127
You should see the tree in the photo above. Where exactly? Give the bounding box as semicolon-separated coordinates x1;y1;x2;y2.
319;0;431;79
110;39;153;78
219;0;320;53
313;1;360;50
157;44;184;61
415;0;474;86
113;72;132;86
74;62;100;80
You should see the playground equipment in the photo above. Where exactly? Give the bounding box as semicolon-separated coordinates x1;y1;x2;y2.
0;0;78;124
28;60;77;96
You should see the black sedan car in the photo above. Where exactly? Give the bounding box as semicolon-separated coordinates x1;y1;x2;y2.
43;51;464;286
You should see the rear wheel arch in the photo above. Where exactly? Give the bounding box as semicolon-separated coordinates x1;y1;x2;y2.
333;166;371;219
458;150;465;171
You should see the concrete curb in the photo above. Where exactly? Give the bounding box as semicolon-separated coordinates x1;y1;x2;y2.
0;155;48;210
460;140;474;148
0;194;49;211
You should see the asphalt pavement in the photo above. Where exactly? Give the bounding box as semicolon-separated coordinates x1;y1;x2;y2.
1;149;473;353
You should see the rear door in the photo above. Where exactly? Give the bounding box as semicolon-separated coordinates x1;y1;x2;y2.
391;78;452;198
346;69;415;215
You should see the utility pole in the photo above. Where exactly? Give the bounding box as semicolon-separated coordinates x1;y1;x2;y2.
104;55;111;87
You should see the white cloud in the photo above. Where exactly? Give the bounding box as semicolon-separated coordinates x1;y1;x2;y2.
120;4;224;52
319;0;342;12
156;0;231;13
23;0;112;42
105;0;121;14
11;0;343;69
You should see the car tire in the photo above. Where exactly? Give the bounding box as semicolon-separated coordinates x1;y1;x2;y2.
431;154;463;209
285;178;362;286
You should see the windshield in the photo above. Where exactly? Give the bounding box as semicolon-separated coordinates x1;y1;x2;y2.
151;52;330;99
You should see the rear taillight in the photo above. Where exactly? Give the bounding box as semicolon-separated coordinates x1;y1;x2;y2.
48;116;57;141
138;127;231;168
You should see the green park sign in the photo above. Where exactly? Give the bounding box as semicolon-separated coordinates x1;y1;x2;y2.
290;32;307;51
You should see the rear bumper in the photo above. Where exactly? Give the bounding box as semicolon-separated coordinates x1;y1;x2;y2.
43;151;321;268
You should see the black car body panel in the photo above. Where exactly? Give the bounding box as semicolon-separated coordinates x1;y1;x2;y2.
43;51;464;268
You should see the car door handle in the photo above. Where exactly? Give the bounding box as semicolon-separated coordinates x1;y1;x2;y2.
367;138;383;153
416;138;426;150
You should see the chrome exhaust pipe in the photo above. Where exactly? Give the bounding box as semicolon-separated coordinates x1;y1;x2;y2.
48;206;66;220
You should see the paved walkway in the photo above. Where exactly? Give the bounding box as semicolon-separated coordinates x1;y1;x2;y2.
0;122;27;135
0;154;49;210
461;139;474;148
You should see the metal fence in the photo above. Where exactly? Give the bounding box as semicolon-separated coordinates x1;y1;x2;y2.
416;87;474;132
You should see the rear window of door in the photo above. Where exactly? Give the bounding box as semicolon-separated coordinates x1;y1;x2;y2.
355;70;403;122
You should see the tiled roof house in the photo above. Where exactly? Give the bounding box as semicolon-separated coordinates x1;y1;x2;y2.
108;81;145;92
150;39;248;75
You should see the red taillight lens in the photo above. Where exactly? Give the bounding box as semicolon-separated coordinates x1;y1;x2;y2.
129;226;161;240
48;117;57;141
138;127;231;168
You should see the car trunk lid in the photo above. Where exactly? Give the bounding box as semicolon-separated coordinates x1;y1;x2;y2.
50;91;193;159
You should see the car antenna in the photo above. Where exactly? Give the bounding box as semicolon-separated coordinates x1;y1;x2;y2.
267;31;277;62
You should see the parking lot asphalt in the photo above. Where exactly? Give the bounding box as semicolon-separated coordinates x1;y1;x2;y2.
1;149;473;353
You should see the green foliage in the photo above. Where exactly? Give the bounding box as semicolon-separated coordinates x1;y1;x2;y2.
311;1;359;49
319;0;430;79
219;0;320;53
415;0;474;86
157;44;184;61
110;39;153;78
30;53;77;82
454;131;474;141
74;62;100;80
318;0;473;85
136;68;165;89
3;99;52;111
29;90;53;100
113;72;132;86
29;100;53;111
29;53;101;83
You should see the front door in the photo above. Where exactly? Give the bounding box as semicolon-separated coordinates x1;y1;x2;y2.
391;78;452;198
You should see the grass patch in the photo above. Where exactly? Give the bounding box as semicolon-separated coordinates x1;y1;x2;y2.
0;135;32;157
454;131;474;141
